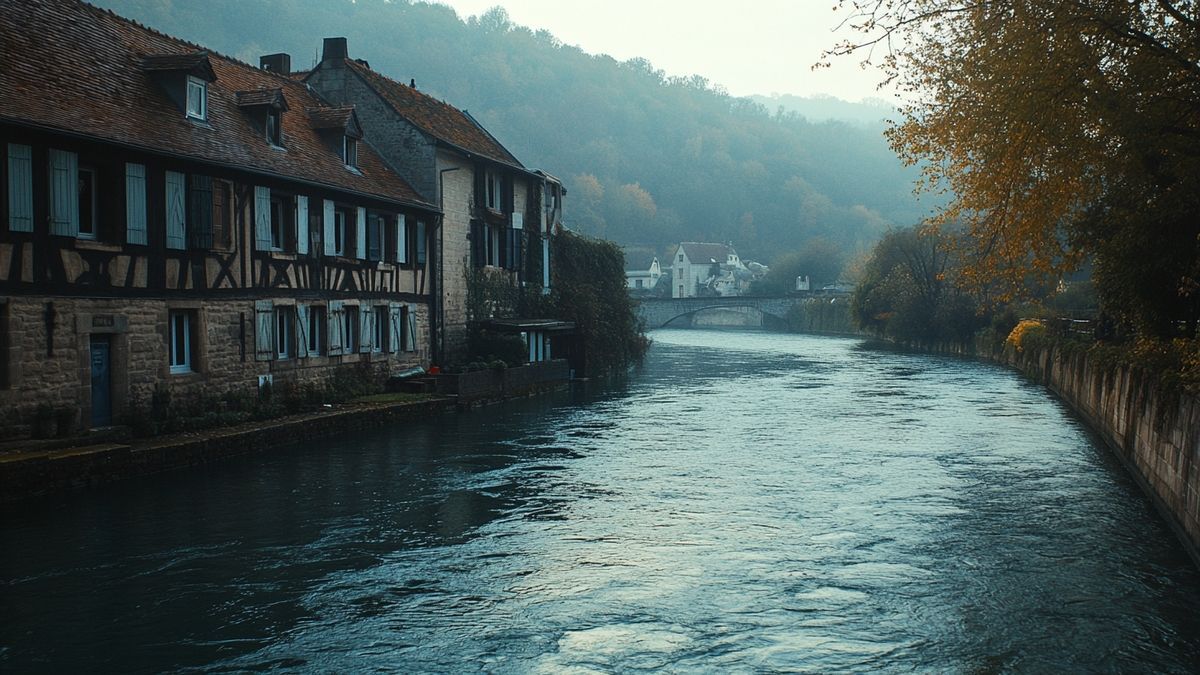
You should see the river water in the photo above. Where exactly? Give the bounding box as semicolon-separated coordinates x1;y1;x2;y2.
3;329;1200;672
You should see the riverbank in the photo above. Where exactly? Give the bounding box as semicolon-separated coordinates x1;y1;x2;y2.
0;396;458;504
927;335;1200;568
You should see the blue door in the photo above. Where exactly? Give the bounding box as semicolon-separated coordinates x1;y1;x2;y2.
90;336;111;428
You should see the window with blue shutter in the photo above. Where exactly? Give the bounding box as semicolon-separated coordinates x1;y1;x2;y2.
416;221;427;264
164;171;186;249
125;163;147;245
7;144;33;233
355;206;366;259
396;214;408;264
254;186;272;252
295;196;309;255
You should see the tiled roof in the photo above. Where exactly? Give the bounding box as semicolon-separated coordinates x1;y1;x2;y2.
338;59;524;169
679;242;736;264
0;0;432;209
141;51;216;81
306;106;358;135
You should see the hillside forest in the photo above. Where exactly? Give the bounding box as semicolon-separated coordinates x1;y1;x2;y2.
94;0;926;267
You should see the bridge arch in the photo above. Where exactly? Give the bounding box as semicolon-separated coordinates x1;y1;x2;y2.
637;296;804;330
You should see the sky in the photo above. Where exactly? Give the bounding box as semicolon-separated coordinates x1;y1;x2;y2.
429;0;892;103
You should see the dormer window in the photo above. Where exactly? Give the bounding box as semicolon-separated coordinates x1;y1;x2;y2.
267;108;282;146
343;136;358;168
186;76;207;120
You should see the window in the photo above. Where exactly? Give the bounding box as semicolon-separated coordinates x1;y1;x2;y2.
275;306;295;359
373;306;388;353
343;136;358;168
186;76;207;120
307;306;325;356
169;310;194;374
485;170;502;211
270;195;286;250
678;253;684;262
76;165;98;239
267;108;282;146
416;221;427;264
188;175;215;249
636;279;644;289
334;207;348;256
343;305;359;352
367;213;384;262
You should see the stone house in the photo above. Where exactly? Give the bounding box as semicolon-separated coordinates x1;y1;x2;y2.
301;41;565;360
670;242;746;298
0;0;441;437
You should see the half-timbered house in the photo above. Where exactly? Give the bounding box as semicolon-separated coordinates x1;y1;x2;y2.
300;40;566;359
0;0;441;437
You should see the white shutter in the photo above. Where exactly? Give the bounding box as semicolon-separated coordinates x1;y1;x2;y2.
125;163;147;245
542;237;551;289
49;149;78;236
295;195;308;255
396;214;408;264
165;170;186;249
254;300;274;361
355;206;367;259
389;303;402;353
7;144;33;232
254;186;272;252
511;212;523;230
323;199;336;257
296;303;310;357
405;306;417;352
327;300;344;356
359;304;372;352
544;333;552;360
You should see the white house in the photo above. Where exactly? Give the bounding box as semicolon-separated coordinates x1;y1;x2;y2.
625;255;663;292
671;242;747;298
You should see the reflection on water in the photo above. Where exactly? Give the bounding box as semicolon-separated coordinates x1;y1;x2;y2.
2;329;1200;672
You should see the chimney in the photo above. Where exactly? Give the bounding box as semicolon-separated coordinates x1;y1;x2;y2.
259;53;291;75
322;37;348;63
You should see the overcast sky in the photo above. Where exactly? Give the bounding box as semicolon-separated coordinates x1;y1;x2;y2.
429;0;892;102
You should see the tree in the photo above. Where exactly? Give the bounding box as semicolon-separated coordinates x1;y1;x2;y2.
828;1;1200;336
755;238;846;294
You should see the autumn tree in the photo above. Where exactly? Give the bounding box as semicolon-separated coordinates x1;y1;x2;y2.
828;1;1200;336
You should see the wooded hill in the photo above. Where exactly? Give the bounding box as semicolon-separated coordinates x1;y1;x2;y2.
96;0;926;262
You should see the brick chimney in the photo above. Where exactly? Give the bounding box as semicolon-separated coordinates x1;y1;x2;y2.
259;53;291;75
322;37;348;63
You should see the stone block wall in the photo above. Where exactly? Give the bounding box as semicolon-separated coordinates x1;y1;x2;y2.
438;152;474;363
0;295;431;439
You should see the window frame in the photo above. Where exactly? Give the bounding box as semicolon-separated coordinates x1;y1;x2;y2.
185;76;207;121
266;108;283;147
168;310;193;374
275;305;296;359
485;170;502;211
307;305;325;357
76;164;98;240
343;305;360;353
343;136;358;169
372;305;387;354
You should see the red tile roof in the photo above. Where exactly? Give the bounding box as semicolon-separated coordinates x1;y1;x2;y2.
0;0;433;209
337;59;524;169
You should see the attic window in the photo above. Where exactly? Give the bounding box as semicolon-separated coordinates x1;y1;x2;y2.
343;136;358;168
267;108;282;146
186;76;207;120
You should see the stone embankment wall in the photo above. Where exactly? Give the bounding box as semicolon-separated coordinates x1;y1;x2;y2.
994;341;1200;564
785;297;853;335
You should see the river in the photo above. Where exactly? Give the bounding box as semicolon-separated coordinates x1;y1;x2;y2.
3;329;1200;672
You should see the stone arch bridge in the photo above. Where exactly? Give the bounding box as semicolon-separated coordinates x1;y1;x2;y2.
637;295;813;329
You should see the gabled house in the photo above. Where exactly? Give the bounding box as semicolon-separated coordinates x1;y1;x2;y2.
625;255;664;294
0;0;440;437
301;40;565;360
670;242;746;298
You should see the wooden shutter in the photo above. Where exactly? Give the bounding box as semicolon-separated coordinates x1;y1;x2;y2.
405;306;417;352
395;214;408;264
323;199;336;257
212;180;229;249
327;300;344;356
470;220;485;268
473;165;486;208
49;149;78;236
502;174;514;213
254;300;274;361
7;144;33;232
165;170;186;249
124;163;147;244
254;186;271;252
188;175;213;249
295;196;309;255
355;206;367;259
359;304;373;352
416;221;427;264
295;303;310;357
388;303;402;353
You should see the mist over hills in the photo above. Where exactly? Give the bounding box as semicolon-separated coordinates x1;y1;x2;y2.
94;0;928;263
